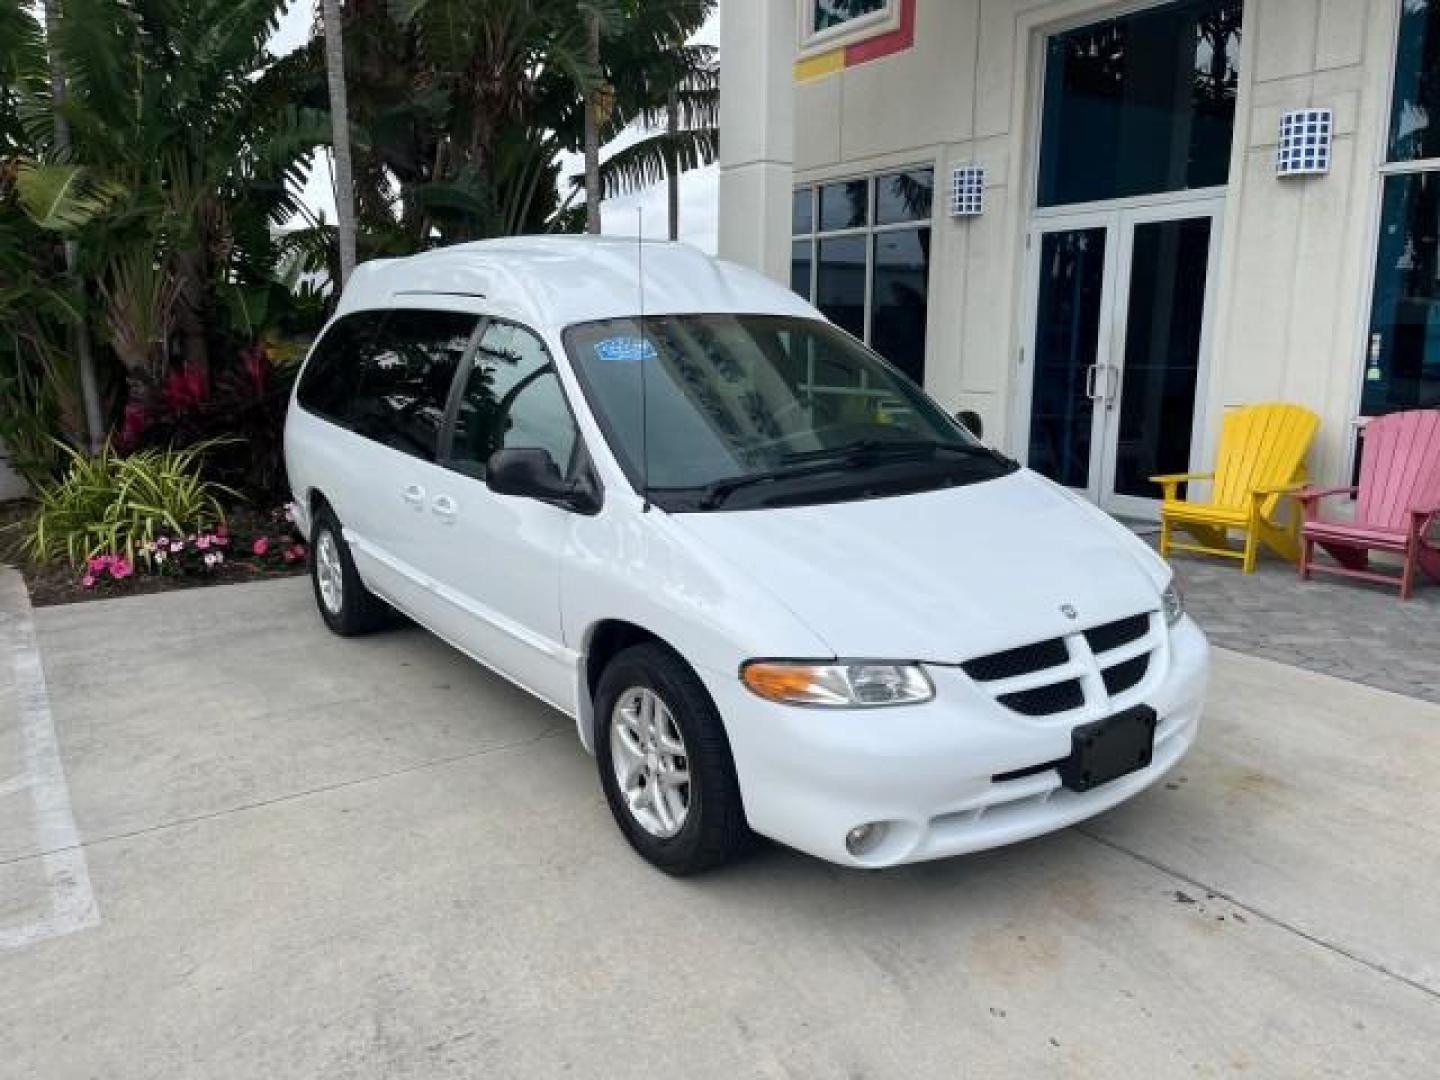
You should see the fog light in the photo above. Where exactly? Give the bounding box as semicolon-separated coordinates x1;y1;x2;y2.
845;822;888;858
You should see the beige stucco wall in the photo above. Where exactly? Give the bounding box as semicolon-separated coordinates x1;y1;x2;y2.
761;0;1398;487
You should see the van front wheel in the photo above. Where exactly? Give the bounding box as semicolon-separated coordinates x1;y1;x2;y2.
595;643;750;875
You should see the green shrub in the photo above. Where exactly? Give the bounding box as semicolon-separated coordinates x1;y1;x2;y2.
26;442;234;566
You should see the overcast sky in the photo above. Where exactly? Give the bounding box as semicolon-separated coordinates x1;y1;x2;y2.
268;3;721;252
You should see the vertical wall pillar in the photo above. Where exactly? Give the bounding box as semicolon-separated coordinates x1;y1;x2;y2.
718;0;795;284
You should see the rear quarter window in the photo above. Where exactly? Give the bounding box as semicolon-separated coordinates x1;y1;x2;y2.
295;311;389;424
350;309;479;461
296;308;481;463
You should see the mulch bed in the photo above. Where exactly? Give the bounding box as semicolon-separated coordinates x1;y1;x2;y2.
0;499;306;608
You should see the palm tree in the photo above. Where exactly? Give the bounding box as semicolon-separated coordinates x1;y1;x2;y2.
39;0;103;451
584;11;603;235
321;0;357;286
591;3;718;240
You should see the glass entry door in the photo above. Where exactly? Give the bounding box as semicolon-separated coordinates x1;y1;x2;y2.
1020;201;1222;517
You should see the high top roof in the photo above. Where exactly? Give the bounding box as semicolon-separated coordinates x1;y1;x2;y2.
333;236;818;330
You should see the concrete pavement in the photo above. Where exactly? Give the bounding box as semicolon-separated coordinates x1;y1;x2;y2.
2;575;1437;1078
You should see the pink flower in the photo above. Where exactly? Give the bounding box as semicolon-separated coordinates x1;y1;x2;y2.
81;574;96;589
283;544;306;564
110;558;133;580
196;535;211;551
154;550;168;565
213;551;225;565
157;536;170;548
213;534;229;547
203;553;219;569
88;556;108;573
251;537;270;557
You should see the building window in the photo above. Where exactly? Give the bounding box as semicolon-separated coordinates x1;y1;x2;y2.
811;0;889;36
1365;2;1440;415
791;168;933;385
1037;0;1243;208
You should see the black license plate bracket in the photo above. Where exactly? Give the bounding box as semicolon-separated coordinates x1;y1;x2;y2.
1057;706;1157;793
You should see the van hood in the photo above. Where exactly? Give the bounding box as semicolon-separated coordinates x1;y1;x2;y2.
668;470;1170;663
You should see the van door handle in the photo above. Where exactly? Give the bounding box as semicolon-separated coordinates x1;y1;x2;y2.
431;494;459;523
402;483;426;507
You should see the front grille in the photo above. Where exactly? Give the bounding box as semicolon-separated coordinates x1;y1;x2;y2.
961;638;1068;683
998;680;1085;717
1085;614;1150;655
1102;655;1149;696
961;609;1160;719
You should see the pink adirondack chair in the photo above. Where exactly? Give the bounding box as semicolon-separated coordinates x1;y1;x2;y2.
1297;409;1440;600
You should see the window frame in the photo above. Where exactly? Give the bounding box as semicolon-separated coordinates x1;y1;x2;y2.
791;166;935;379
1032;0;1245;211
438;315;595;494
1356;0;1440;427
797;0;899;59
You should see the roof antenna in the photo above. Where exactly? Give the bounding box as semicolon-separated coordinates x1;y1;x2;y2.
637;208;651;512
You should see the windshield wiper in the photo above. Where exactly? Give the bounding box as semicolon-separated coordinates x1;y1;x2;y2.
697;461;858;509
778;439;988;466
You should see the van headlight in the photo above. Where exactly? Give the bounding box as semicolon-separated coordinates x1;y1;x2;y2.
741;661;934;707
1161;581;1185;627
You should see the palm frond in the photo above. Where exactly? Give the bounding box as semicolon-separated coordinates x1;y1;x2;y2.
596;125;717;199
14;160;125;230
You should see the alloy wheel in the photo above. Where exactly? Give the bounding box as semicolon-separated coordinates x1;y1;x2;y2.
609;687;691;838
316;529;345;615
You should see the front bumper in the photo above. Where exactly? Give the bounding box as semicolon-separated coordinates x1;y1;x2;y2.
700;616;1210;868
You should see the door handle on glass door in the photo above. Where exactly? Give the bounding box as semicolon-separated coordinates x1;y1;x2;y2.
432;495;459;522
1104;364;1122;408
1085;364;1100;400
402;483;426;507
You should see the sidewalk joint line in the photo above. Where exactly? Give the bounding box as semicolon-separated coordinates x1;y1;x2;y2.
1077;827;1440;1004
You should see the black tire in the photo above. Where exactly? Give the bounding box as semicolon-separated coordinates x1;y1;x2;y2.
595;642;752;875
309;505;390;637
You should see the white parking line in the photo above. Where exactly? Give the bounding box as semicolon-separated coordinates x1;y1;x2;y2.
0;570;99;950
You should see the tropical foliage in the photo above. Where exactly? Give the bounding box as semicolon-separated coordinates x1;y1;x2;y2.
2;0;716;571
315;0;717;253
25;441;232;565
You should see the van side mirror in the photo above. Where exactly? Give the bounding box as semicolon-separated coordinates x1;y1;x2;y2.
487;447;600;514
955;410;984;440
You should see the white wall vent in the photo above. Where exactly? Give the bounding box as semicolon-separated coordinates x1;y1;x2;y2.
1276;109;1333;177
950;166;985;217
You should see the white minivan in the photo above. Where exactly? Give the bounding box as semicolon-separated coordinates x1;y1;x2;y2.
284;237;1209;874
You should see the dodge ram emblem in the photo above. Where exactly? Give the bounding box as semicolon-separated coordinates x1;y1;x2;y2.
1060;604;1078;620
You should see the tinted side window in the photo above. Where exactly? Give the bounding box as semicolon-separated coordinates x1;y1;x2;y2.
450;322;579;477
296;311;389;423
350;309;478;461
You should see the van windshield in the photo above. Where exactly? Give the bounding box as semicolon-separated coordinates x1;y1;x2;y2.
565;314;1015;511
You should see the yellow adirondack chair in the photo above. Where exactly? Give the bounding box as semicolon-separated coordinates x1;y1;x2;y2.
1151;403;1319;573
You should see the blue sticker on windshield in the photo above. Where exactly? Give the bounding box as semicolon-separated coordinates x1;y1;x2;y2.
593;336;657;362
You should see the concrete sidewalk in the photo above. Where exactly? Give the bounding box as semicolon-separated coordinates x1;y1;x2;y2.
2;576;1437;1078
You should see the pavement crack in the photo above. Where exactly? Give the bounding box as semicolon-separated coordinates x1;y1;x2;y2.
1076;826;1440;1004
0;721;571;870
